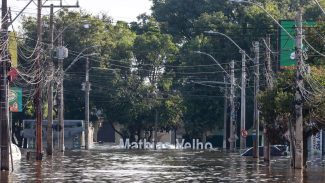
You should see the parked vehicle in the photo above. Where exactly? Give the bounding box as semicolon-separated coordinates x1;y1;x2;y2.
241;145;289;156
21;119;87;150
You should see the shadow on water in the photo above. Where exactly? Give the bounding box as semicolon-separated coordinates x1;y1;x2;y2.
1;143;325;182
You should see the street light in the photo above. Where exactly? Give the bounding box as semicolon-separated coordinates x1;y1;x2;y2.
228;0;294;39
83;65;118;149
203;30;248;151
53;20;88;43
314;0;325;16
231;0;325;56
193;51;229;76
193;51;236;151
226;1;325;58
229;0;296;162
204;30;253;61
190;81;231;85
56;48;97;152
64;46;99;72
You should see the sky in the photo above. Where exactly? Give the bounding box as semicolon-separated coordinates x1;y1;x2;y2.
8;0;152;30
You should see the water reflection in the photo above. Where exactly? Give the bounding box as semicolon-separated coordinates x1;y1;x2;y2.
0;144;325;182
0;171;10;183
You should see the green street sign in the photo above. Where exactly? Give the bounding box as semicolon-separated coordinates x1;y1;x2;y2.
279;20;315;69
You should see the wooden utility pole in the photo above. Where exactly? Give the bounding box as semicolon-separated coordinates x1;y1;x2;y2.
294;10;304;169
46;4;54;156
240;50;246;151
229;60;235;151
253;41;260;158
35;0;43;161
223;75;228;150
85;57;90;150
0;0;10;170
264;35;273;163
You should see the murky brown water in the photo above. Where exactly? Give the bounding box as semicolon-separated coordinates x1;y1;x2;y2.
1;144;325;182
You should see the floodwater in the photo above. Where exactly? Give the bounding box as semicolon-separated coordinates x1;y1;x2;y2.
1;144;325;182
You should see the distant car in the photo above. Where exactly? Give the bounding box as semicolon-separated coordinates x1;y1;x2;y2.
241;145;289;156
273;144;289;153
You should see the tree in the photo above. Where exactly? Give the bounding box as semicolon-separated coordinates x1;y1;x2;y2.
259;66;325;166
258;71;295;144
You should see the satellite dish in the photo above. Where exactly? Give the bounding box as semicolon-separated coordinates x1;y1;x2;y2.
290;52;295;60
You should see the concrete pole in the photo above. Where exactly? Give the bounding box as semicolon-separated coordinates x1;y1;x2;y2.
42;0;79;154
229;60;235;151
264;35;272;163
0;0;10;170
253;41;260;158
240;50;246;151
85;57;90;150
154;108;158;150
46;4;54;156
154;87;158;150
223;75;228;150
294;10;304;169
58;34;64;152
265;35;274;89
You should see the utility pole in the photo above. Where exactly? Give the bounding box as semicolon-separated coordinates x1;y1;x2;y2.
153;84;159;150
0;0;10;170
154;108;158;150
229;60;235;151
223;75;228;150
46;4;54;156
265;35;274;89
42;0;79;153
240;50;246;151
253;41;260;158
58;34;64;152
294;10;304;169
264;35;273;163
85;57;90;150
35;0;43;161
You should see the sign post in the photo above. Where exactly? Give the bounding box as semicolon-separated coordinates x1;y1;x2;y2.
241;129;248;138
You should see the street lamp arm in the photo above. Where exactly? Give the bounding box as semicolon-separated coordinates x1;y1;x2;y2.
64;46;99;73
189;81;218;88
228;0;293;39
53;22;80;43
204;30;244;52
314;0;325;16
89;67;120;72
230;0;325;58
193;51;230;77
204;30;253;61
192;80;231;85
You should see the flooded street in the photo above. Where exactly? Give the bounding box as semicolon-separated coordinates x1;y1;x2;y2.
1;144;325;182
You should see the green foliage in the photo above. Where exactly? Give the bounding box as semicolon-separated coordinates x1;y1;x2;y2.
258;72;294;122
133;18;178;84
258;66;325;141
